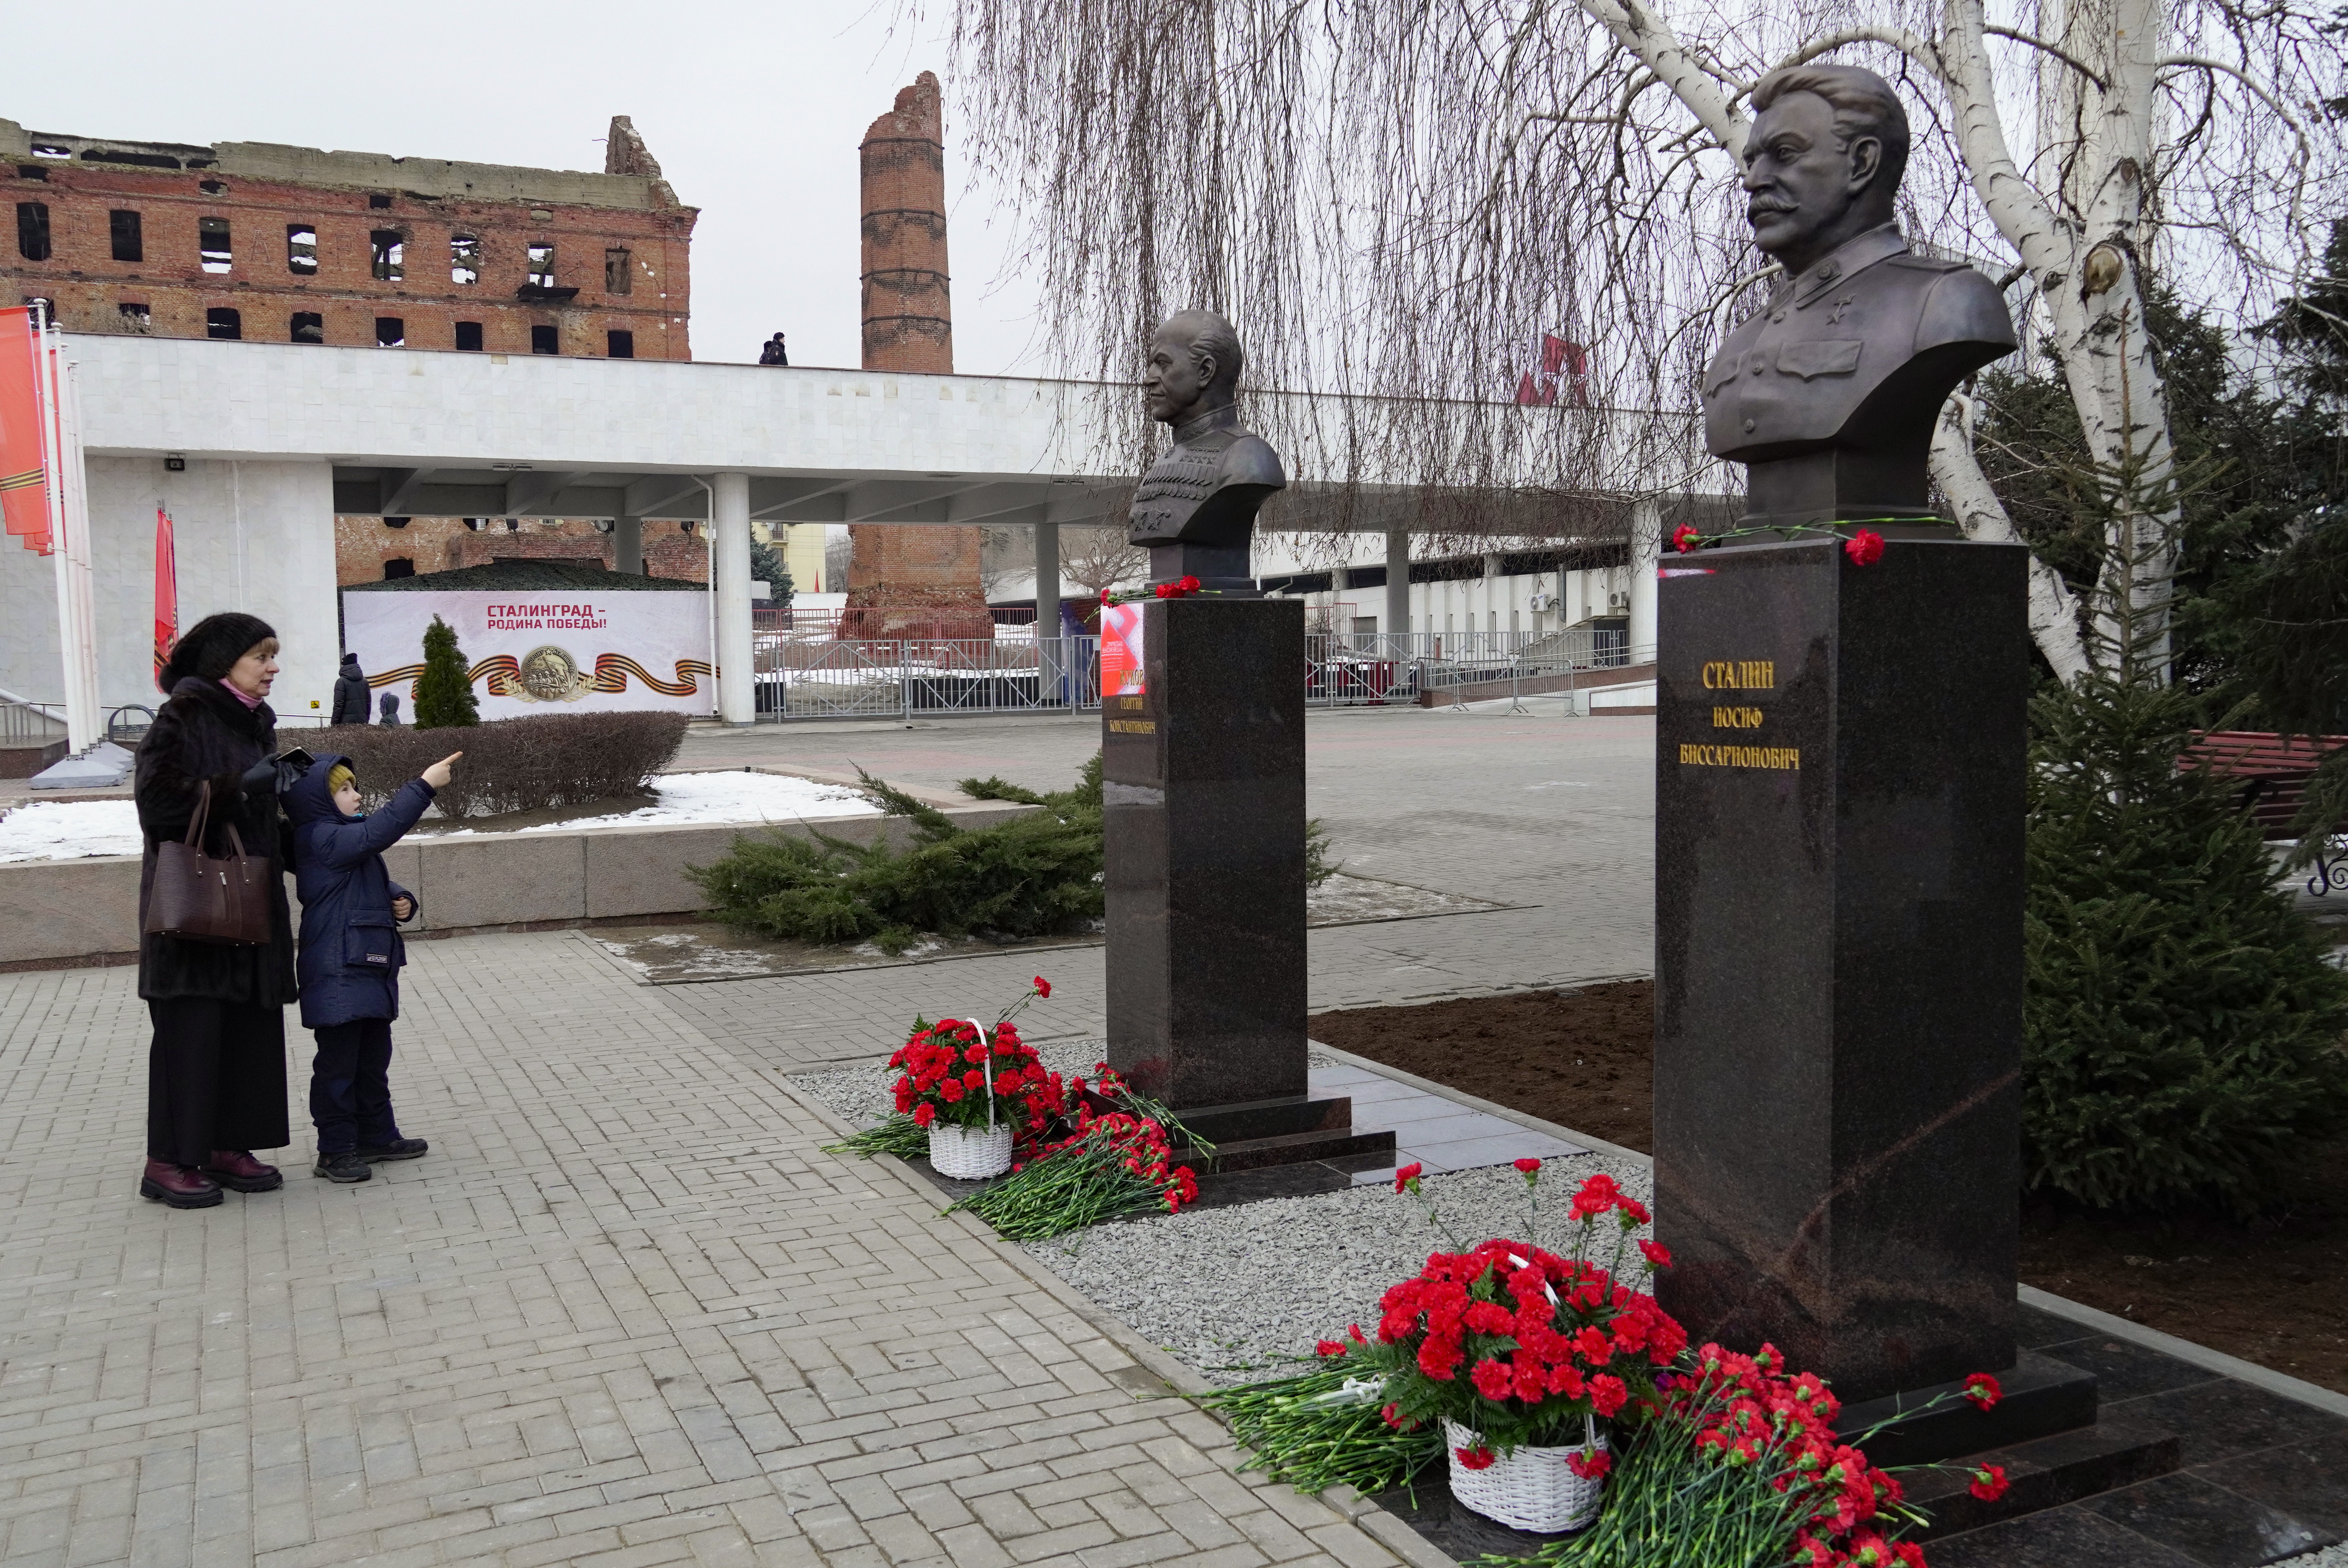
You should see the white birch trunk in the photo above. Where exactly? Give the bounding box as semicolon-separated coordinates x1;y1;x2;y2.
1934;397;2093;682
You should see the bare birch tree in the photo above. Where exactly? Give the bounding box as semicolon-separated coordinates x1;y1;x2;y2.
925;0;2341;679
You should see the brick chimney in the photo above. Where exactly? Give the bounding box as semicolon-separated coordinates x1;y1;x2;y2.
845;72;988;637
859;72;952;373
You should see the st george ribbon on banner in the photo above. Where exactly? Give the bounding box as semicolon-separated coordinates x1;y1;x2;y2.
0;307;50;554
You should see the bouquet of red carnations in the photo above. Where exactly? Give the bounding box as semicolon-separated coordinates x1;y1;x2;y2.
949;1064;1203;1239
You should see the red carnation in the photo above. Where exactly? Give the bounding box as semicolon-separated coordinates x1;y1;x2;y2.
1672;523;1702;554
1315;1339;1348;1358
1963;1373;2002;1411
1033;975;1051;998
1154;583;1173;599
1968;1463;2009;1502
1566;1448;1611;1481
1589;1374;1629;1417
1513;1158;1542;1175
1454;1446;1496;1471
1470;1359;1514;1400
1844;528;1886;566
911;1103;935;1127
1638;1240;1674;1270
1098;588;1113;605
1393;1162;1424;1194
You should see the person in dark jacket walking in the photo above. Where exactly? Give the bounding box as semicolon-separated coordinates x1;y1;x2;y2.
284;748;459;1182
329;653;370;726
133;612;300;1209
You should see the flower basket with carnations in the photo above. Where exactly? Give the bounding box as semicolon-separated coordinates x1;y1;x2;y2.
884;977;1065;1179
1326;1164;1685;1531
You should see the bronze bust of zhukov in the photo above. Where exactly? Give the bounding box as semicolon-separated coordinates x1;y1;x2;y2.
1127;309;1286;590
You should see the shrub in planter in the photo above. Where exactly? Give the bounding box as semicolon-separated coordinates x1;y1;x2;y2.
316;710;687;818
691;757;1103;952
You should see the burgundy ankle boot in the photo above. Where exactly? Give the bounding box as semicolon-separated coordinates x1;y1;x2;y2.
203;1150;282;1193
139;1159;224;1209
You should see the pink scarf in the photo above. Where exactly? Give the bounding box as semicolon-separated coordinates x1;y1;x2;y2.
218;678;264;709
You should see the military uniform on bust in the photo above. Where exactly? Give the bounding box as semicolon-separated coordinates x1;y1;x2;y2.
1703;223;2014;537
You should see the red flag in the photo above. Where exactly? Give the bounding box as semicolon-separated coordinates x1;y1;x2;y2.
155;508;179;681
0;307;50;555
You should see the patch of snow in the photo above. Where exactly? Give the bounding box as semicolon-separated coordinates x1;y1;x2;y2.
0;771;879;862
0;800;145;863
429;770;881;836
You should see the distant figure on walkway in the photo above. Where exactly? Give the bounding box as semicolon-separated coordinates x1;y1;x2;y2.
330;653;370;726
758;332;789;366
134;612;298;1210
378;692;401;726
285;749;460;1184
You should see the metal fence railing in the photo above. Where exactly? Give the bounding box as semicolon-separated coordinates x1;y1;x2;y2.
747;627;1652;722
753;635;1102;721
1;699;69;746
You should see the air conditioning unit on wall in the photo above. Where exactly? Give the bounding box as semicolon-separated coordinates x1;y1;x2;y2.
1528;591;1556;611
1608;591;1630;610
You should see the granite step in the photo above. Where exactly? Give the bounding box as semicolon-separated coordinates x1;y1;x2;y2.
1904;1410;2181;1539
1181;1125;1398;1173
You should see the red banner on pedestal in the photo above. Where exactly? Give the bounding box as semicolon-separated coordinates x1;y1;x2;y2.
155;508;178;680
0;308;50;554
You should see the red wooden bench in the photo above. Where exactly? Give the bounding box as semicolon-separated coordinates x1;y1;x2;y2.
2179;730;2348;895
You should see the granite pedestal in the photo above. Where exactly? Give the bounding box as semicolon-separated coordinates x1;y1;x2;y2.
1104;596;1391;1167
1653;535;2030;1406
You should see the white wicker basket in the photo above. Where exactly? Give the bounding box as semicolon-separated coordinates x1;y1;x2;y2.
928;1121;1014;1179
1442;1418;1608;1533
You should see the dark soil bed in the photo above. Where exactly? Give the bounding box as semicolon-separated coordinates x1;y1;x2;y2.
1309;982;2348;1396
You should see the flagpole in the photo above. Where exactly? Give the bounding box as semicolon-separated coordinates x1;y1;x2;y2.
59;342;101;747
34;309;100;750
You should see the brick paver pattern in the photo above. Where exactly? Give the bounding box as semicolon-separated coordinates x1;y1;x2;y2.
0;937;1417;1568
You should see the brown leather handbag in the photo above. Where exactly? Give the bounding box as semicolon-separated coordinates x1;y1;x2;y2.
142;781;273;945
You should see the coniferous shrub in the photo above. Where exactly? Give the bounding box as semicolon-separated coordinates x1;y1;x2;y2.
318;711;686;818
411;615;480;729
2024;670;2348;1214
689;756;1104;953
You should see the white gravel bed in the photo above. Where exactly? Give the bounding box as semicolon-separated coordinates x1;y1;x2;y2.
2280;1550;2348;1568
1023;1158;1656;1384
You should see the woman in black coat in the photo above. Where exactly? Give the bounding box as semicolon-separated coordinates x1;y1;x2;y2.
134;612;298;1209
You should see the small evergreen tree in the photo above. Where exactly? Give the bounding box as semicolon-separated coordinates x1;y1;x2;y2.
2023;412;2348;1215
749;540;795;610
412;615;480;728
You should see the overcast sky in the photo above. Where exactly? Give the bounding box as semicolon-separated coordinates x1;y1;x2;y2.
11;0;1046;376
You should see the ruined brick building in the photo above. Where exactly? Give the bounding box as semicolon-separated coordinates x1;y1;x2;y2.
845;73;990;634
2;114;692;358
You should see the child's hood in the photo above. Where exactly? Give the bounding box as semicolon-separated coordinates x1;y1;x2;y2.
284;750;357;826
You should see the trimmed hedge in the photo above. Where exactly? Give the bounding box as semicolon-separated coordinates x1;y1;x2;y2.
315;710;687;819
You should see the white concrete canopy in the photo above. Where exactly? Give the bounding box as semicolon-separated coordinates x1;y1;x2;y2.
4;334;1718;724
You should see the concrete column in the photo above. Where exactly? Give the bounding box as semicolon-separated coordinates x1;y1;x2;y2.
1033;518;1060;637
1629;498;1660;659
1385;528;1410;644
713;472;754;724
615;514;643;575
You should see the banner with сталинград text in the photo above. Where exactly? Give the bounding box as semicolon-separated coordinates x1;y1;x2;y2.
341;590;714;717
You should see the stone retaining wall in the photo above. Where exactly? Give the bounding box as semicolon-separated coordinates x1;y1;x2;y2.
0;802;1036;969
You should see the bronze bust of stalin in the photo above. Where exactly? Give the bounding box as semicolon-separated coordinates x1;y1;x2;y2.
1702;64;2017;535
1127;308;1287;591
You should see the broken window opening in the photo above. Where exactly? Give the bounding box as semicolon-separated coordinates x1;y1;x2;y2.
606;329;635;358
383;558;416;580
118;302;152;334
450;234;480;286
375;317;405;348
604;247;631;295
28;143;68;159
286;224;317;275
15;166;46;182
526;244;555;289
368;193;392;209
198;215;231;273
199;178;226;195
205;307;241;341
383;517;410;529
16;202;50;262
454;321;484;352
290;312;323;344
109;209;143;263
369;229;404;281
530;323;558;355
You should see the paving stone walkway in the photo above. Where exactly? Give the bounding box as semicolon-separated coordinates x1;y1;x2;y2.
0;936;1430;1568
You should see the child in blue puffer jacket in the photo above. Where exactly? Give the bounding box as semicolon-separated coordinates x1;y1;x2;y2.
285;747;460;1183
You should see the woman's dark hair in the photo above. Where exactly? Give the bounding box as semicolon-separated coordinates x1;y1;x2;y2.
158;612;279;692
